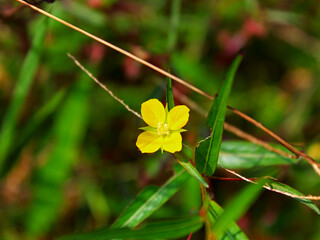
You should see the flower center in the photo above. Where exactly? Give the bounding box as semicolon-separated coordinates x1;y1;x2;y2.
157;123;169;135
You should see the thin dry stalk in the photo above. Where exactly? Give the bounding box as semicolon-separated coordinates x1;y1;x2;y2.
68;54;142;120
16;0;320;176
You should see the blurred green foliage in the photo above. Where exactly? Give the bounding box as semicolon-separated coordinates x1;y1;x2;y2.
0;0;320;239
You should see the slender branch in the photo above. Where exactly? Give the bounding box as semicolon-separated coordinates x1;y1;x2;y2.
68;54;142;120
16;0;320;176
207;176;259;181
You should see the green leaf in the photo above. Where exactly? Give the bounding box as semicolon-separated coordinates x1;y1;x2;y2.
195;55;243;176
212;179;265;238
175;153;209;188
166;74;175;111
218;141;299;169
264;179;320;215
112;167;189;229
0;16;48;173
208;201;249;240
58;216;203;240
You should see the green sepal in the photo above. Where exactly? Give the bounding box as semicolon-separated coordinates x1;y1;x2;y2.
139;126;157;132
171;129;187;133
166;74;175;111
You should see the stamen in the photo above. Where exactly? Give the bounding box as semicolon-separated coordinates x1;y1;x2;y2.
157;123;169;135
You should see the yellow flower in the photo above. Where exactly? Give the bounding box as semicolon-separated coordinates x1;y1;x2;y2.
136;99;190;153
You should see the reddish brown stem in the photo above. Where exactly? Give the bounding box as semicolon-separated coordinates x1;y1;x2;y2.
207;176;259;181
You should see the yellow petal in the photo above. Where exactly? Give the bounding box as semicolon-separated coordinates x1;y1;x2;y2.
162;132;182;153
136;131;163;153
167;105;190;130
141;99;166;128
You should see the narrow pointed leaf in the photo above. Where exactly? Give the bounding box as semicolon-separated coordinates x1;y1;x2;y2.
58;216;203;240
264;179;320;215
208;201;248;240
195;55;243;176
112;168;189;228
212;179;265;238
206;54;243;127
166;75;175;111
175;153;209;188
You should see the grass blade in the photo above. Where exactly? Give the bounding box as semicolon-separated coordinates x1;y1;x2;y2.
112;167;189;229
195;54;243;176
58;216;203;240
0;16;48;173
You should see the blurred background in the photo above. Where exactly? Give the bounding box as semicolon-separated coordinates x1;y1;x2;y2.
0;0;319;239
